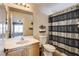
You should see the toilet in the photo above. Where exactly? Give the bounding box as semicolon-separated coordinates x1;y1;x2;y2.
39;25;56;56
43;44;56;56
39;35;56;56
40;36;56;56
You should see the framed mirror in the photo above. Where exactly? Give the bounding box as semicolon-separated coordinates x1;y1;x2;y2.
8;9;33;38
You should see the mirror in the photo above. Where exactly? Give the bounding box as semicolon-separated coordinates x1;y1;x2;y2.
7;9;33;38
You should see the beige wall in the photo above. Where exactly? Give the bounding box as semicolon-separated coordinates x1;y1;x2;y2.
32;9;48;40
10;11;33;36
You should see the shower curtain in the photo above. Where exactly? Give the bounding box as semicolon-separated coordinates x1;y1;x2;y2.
48;4;79;56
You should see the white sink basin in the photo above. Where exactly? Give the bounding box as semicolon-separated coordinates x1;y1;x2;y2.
16;40;29;44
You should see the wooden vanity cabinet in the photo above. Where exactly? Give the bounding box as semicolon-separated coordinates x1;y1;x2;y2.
6;43;39;56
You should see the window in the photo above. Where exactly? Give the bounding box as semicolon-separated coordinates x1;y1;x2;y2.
0;23;2;34
14;24;23;33
0;23;2;39
0;22;6;39
11;16;23;38
12;22;23;37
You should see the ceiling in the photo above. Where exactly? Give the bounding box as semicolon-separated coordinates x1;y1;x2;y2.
31;3;77;15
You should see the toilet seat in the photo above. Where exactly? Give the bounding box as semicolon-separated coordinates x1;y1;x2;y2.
43;44;56;52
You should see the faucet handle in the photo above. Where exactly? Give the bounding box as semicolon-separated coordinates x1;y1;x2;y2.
21;37;24;40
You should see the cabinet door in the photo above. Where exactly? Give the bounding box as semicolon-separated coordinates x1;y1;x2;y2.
7;49;24;56
22;48;27;56
32;43;39;56
26;43;39;56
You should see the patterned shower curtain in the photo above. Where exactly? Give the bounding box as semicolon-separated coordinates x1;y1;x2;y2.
48;4;79;56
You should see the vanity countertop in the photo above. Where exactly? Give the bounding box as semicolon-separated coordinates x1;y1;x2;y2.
4;36;39;50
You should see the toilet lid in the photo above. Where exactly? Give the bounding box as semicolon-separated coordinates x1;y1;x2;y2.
43;44;56;52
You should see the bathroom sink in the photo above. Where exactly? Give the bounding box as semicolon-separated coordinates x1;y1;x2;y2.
16;40;29;44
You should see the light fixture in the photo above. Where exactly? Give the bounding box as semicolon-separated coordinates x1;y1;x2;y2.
14;3;30;8
26;4;30;8
22;3;30;8
17;3;21;5
22;3;26;6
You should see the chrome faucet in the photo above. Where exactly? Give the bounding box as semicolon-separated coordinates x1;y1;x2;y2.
21;37;24;40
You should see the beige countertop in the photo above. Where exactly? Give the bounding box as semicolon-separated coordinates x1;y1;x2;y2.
4;36;39;50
